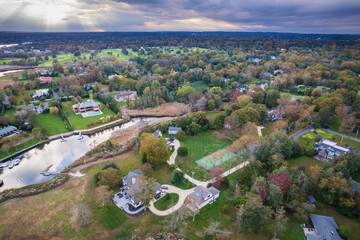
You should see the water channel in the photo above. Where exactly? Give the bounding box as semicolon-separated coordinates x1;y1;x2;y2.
0;117;158;191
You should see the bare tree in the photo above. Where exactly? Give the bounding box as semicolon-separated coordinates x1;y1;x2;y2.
272;207;288;240
185;195;200;222
75;200;91;227
203;221;232;239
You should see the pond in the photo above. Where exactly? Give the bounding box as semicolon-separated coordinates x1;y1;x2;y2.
0;117;158;191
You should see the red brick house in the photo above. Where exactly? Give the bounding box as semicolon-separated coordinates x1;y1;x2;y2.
38;77;54;84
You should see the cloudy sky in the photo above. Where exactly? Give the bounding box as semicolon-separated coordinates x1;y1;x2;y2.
0;0;359;34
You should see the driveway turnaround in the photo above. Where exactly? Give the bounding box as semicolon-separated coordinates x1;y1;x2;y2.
148;184;194;216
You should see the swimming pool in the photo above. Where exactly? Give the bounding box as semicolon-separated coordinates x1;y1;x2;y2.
82;111;103;117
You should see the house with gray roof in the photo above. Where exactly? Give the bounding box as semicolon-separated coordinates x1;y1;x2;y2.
114;91;137;103
21;105;43;114
72;99;101;114
315;139;355;160
0;125;18;139
188;186;220;209
303;214;342;240
154;129;162;138
123;169;161;208
168;127;182;135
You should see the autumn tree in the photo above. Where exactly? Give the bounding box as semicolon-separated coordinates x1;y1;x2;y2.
49;106;59;115
209;167;225;188
272;207;288;239
139;133;170;166
133;175;158;206
98;167;122;189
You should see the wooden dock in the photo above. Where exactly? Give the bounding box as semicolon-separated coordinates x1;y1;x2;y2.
41;164;57;176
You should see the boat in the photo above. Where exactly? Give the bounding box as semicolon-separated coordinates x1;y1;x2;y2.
8;161;15;169
78;131;83;140
0;162;9;168
12;158;21;166
60;134;67;142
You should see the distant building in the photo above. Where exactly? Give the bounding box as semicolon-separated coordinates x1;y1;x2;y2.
274;69;284;75
316;86;331;90
154;129;162;138
188;186;220;209
303;214;341;240
123;169;161;208
40;70;51;76
168;127;182;135
308;195;316;205
0;125;18;139
38;77;53;84
32;89;49;98
72;99;101;114
21;105;43;114
114;91;137;103
315;139;355;160
108;74;123;80
267;109;284;121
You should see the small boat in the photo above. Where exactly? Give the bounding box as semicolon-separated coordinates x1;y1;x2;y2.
0;180;3;187
0;162;9;168
78;131;83;140
60;134;67;142
8;161;15;169
12;158;20;166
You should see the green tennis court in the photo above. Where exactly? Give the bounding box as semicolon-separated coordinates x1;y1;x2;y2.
196;148;237;170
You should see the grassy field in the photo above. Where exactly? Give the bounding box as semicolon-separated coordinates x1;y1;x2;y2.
316;129;360;151
176;131;233;180
297;131;319;151
328;117;357;138
63;98;116;130
154;193;179;211
98;49;137;60
40;53;92;66
0;137;44;159
287;155;325;172
191;81;208;92
205;112;218;125
37;114;69;136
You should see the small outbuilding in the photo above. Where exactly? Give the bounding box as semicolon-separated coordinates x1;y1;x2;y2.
168;127;182;135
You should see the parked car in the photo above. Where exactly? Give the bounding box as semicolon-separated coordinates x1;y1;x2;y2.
155;194;161;200
161;186;168;189
117;193;123;198
125;196;129;199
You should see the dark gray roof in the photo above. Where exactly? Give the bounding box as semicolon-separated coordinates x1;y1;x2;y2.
307;234;324;240
21;106;42;112
189;186;219;205
351;181;360;193
0;125;17;136
169;127;182;131
123;169;144;187
310;214;341;240
154;129;162;136
308;195;316;204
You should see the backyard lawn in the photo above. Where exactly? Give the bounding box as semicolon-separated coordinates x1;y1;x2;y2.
328;117;357;138
287;155;325;172
154;193;179;211
37;114;69;136
98;49;137;60
316;129;360;151
63;98;117;130
297;131;319;151
176;130;233;180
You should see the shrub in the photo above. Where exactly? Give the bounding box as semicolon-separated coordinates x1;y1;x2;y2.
305;148;317;157
178;146;188;156
102;162;119;170
172;170;184;185
221;204;231;214
175;130;186;140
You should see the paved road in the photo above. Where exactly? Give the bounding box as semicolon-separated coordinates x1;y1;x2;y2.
148;184;195;216
290;125;314;139
319;128;360;143
167;139;180;165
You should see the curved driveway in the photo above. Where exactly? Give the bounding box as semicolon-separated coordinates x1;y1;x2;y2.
148;184;194;216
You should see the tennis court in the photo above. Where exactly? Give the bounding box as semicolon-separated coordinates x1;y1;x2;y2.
196;148;237;170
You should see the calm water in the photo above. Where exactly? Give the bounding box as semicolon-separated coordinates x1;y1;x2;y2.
0;117;157;191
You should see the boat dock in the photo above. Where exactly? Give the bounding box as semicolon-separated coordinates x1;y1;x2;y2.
40;164;57;176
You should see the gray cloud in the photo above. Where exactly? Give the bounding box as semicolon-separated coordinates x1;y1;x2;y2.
0;0;359;33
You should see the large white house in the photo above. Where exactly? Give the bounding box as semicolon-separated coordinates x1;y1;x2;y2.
168;127;182;135
315;139;356;160
188;186;220;209
122;169;161;208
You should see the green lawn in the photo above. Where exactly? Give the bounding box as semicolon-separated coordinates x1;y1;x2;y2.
95;204;127;230
174;178;196;190
40;53;92;66
64;98;116;130
316;129;360;151
176;131;233;180
37;114;69;136
328;117;357;138
297;131;319;151
287;155;325;172
191;81;208;92
0;137;44;159
154;193;179;211
98;49;137;60
205;112;218;125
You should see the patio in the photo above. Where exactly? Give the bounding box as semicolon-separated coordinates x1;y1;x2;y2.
112;190;146;217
